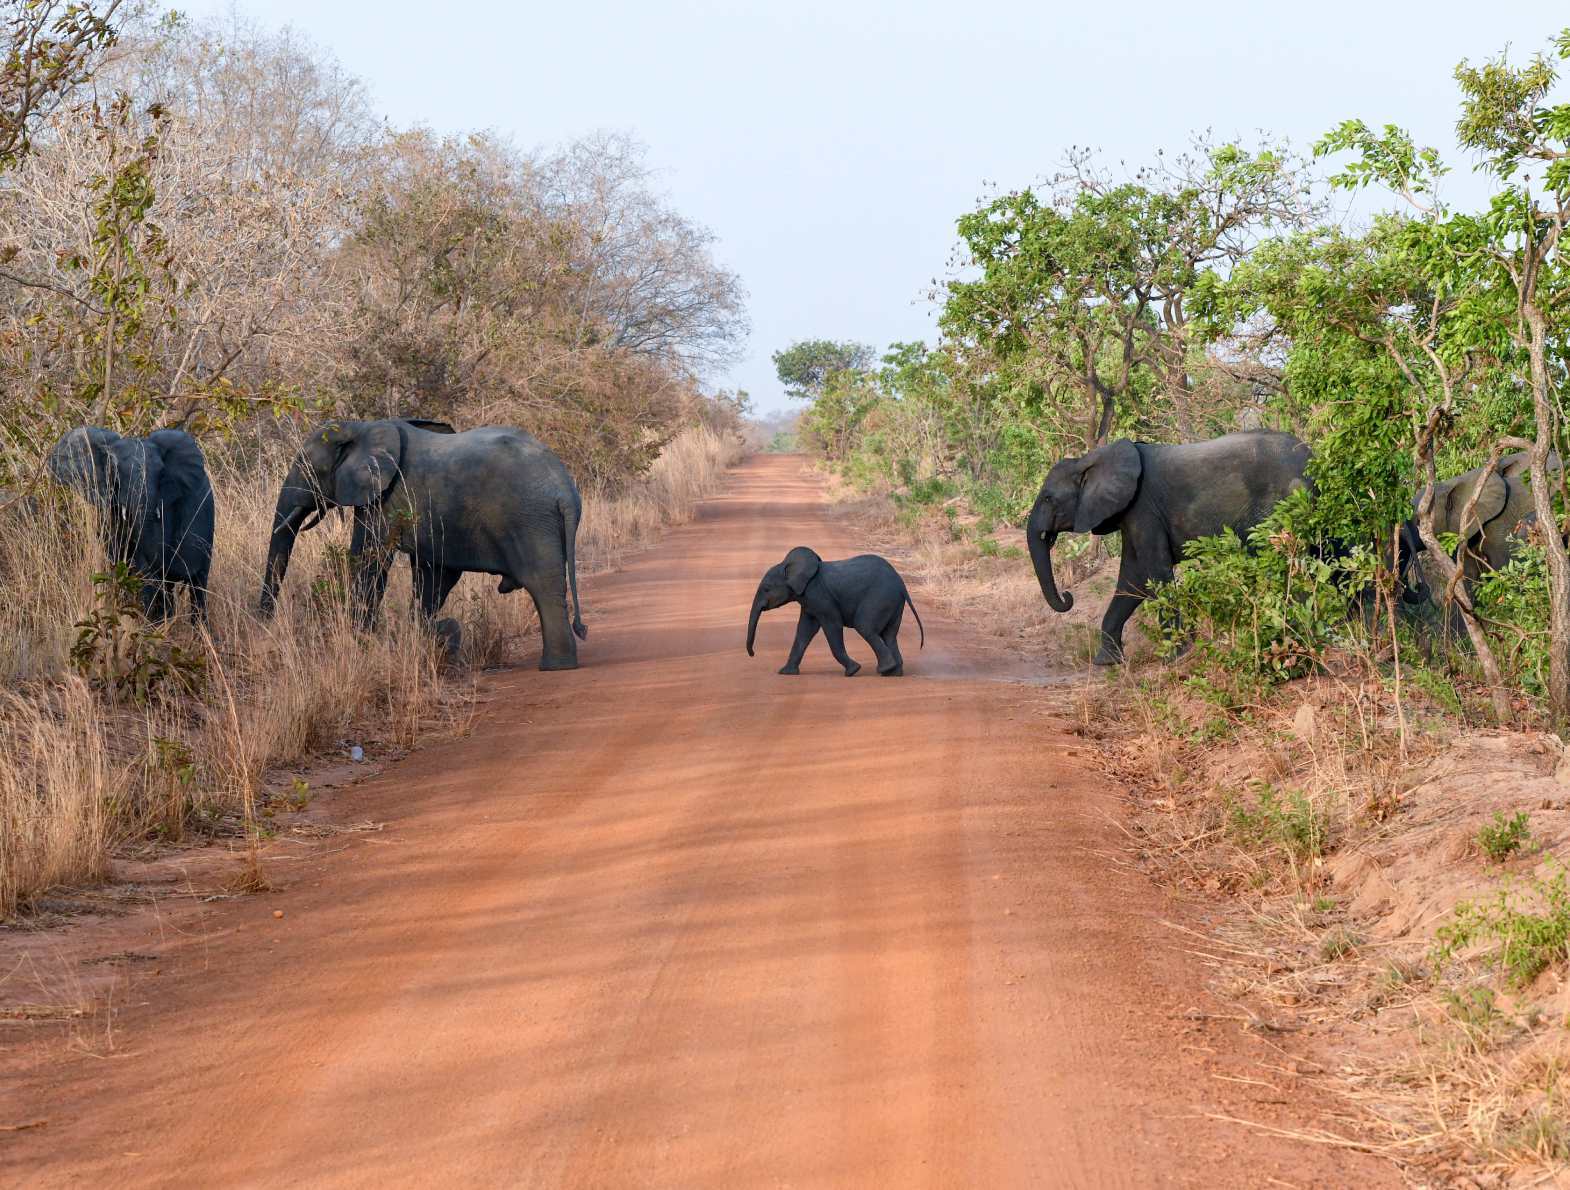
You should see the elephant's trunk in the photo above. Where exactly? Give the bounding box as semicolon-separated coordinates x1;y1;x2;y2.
746;591;765;656
1027;502;1074;613
260;468;318;617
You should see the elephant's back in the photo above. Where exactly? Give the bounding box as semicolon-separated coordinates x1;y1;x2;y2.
444;427;576;484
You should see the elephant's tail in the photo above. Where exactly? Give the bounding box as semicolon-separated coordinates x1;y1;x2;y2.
560;495;587;640
905;592;924;649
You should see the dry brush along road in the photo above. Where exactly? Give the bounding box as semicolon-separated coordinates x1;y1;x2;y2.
3;455;1395;1187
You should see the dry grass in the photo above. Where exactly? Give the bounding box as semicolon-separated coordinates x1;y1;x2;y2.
1094;668;1570;1181
0;425;742;918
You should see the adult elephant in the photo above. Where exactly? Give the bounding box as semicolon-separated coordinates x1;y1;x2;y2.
48;426;215;621
1401;451;1560;596
1026;430;1311;665
259;418;587;670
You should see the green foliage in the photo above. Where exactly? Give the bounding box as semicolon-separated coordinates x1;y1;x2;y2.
1477;811;1533;862
1225;782;1327;864
1319;926;1363;961
1475;547;1552;697
0;0;124;169
69;564;205;704
1145;494;1368;683
1436;867;1570;986
771;339;876;403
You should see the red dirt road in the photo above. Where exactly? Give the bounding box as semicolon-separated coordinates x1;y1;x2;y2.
4;456;1391;1187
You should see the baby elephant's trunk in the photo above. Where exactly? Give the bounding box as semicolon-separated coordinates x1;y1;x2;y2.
745;591;765;656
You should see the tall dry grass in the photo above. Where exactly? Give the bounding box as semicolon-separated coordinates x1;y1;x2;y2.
0;424;742;917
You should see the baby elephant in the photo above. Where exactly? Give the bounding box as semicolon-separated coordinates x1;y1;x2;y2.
745;546;924;676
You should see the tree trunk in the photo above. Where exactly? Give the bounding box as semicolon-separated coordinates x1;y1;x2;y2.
1523;301;1570;728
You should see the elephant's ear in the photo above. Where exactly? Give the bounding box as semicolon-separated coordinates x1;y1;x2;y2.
332;421;402;507
1447;470;1508;537
1073;439;1142;534
105;438;159;520
147;430;205;499
782;546;821;596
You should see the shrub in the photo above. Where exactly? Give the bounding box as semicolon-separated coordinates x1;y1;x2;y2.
1145;493;1370;684
1435;868;1570;987
1225;782;1327;864
1477;811;1533;863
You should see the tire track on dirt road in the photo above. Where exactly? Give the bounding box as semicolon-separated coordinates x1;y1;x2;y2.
3;454;1394;1187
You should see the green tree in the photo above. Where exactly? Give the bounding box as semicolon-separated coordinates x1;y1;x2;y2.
941;138;1317;452
1313;29;1570;723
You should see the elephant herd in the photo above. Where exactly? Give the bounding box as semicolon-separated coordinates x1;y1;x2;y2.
48;417;589;670
45;418;1551;677
1027;429;1557;665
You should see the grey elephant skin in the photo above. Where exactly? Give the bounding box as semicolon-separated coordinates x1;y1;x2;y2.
260;418;587;670
746;546;924;676
49;426;215;621
1027;430;1311;665
1402;452;1561;596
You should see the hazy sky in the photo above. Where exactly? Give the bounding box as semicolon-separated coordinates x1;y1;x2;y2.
192;1;1568;412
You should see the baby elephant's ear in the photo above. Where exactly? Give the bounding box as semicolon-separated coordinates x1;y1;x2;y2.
782;546;820;595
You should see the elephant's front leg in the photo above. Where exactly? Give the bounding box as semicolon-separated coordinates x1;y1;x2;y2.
779;610;820;674
1097;545;1170;665
820;619;861;677
348;509;395;631
137;576;174;622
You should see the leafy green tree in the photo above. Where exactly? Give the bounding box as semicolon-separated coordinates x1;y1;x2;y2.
772;339;878;461
1313;29;1570;723
941;138;1317;452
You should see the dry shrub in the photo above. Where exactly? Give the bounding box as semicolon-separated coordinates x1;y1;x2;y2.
0;424;741;918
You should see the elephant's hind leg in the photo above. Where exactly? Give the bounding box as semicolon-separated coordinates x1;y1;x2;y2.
879;623;904;676
516;571;578;671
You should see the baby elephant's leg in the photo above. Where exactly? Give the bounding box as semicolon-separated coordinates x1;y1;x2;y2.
779;611;820;675
856;621;899;675
879;612;904;677
820;620;861;677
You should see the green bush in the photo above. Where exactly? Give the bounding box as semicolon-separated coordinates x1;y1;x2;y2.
1435;868;1570;987
1477;811;1533;863
1225;782;1327;864
1144;493;1370;684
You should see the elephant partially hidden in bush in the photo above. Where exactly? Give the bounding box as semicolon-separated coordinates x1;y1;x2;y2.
260;418;587;670
1401;452;1562;598
1027;430;1312;665
48;426;215;621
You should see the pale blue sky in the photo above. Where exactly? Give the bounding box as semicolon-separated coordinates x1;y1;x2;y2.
196;2;1567;411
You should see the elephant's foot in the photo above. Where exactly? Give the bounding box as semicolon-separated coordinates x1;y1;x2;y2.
1092;643;1125;666
778;663;800;675
842;661;861;677
879;664;903;677
538;653;578;672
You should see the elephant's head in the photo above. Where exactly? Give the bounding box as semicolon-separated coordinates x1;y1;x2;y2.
1428;466;1509;543
260;419;405;617
746;546;820;656
1026;439;1141;613
48;426;161;539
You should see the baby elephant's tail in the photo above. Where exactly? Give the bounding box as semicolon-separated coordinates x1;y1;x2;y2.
906;592;924;649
